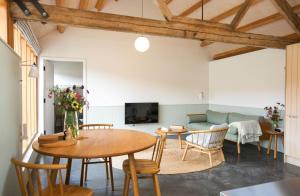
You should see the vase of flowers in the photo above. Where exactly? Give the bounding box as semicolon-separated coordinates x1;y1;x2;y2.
264;102;285;129
48;85;89;139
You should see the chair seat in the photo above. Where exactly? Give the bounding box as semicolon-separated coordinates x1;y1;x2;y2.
123;159;160;175
34;185;93;196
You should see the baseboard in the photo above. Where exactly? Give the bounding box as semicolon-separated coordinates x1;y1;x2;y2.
285;155;300;167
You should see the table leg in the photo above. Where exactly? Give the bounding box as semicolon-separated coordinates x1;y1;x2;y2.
178;134;182;149
51;157;60;184
267;135;273;155
65;158;72;185
128;153;140;196
274;135;278;160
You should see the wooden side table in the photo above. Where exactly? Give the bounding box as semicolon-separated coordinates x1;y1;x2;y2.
266;130;284;160
156;127;187;149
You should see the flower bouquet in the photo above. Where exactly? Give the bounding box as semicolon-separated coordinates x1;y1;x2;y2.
264;102;285;129
48;85;89;139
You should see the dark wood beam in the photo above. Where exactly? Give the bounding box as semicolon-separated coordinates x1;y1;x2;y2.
10;2;299;49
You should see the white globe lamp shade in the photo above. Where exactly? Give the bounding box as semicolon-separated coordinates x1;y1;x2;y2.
134;36;150;52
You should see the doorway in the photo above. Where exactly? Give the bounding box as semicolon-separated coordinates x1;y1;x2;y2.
44;59;85;134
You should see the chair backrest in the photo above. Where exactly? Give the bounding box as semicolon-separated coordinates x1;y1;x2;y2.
11;158;67;196
79;123;113;130
192;124;229;149
152;132;167;168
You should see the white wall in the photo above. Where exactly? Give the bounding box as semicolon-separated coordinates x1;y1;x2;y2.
40;27;210;107
0;39;21;196
209;49;285;108
53;61;83;86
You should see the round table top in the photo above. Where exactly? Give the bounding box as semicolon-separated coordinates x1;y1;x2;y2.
33;129;157;159
266;130;284;135
156;128;187;134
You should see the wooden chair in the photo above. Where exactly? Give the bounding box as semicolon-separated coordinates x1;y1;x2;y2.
122;132;167;196
182;124;229;167
79;123;114;190
11;158;93;196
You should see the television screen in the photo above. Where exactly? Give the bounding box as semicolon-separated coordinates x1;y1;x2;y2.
125;102;159;124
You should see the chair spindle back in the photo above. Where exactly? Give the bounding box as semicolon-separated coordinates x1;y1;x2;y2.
151;133;167;168
11;158;67;196
79;123;113;130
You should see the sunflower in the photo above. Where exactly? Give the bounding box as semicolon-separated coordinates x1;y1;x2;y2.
71;101;80;110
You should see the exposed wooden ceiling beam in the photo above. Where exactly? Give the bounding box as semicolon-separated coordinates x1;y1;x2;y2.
213;33;298;60
79;0;89;10
202;3;300;47
231;0;254;29
209;0;262;22
238;4;300;32
213;46;263;60
166;0;173;4
10;2;299;49
179;0;210;17
95;0;106;11
201;0;261;47
271;0;300;36
56;0;65;33
157;0;173;21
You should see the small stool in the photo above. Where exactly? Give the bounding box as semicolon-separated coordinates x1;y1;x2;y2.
266;130;284;160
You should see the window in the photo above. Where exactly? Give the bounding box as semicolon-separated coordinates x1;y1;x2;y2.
13;27;38;155
0;0;13;47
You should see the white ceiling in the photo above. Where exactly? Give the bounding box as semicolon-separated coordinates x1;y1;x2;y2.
28;0;300;58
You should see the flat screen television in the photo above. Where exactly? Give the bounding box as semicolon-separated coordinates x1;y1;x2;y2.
125;102;159;124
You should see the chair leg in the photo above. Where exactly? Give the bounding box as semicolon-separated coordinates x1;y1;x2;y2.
237;142;241;154
84;160;89;182
267;135;273;155
123;173;130;196
208;152;213;167
152;174;161;196
109;157;114;191
220;150;225;162
105;158;109;180
182;143;189;161
80;158;85;186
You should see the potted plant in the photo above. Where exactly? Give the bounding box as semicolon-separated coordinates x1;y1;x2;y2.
264;102;285;130
48;85;89;139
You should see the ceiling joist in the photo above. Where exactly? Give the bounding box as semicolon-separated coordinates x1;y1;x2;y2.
202;0;256;47
95;0;106;11
179;0;210;17
202;3;300;47
10;2;299;49
271;0;300;36
231;0;254;29
213;33;299;60
55;0;65;33
79;0;89;10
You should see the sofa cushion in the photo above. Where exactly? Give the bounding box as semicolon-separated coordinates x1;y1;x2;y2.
206;110;228;125
187;122;214;131
228;125;239;135
228;112;260;124
225;132;238;142
187;114;207;123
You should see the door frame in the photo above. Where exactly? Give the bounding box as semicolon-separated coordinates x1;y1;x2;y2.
39;56;87;134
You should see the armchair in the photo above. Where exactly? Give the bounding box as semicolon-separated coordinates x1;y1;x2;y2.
182;124;229;167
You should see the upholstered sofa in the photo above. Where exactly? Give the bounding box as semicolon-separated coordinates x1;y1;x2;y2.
186;110;267;154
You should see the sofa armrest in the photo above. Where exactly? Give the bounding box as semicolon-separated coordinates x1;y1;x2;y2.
186;113;207;124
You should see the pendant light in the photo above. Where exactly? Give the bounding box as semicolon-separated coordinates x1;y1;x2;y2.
134;0;150;52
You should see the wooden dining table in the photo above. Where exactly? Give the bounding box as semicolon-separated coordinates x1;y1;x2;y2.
32;129;157;196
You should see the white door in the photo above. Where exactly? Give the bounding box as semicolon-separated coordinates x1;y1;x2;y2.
44;61;55;134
